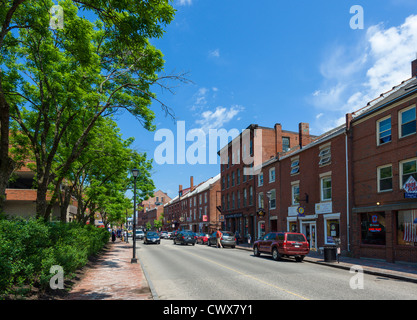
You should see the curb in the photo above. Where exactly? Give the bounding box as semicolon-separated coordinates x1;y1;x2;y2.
235;245;417;284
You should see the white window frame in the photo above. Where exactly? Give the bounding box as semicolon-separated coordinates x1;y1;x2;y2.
399;105;416;138
258;173;263;186
400;157;417;189
376;115;392;146
269;167;276;183
291;183;300;205
320;176;332;202
291;160;299;175
377;164;393;193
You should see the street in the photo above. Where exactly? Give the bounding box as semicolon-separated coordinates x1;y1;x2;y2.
136;239;417;300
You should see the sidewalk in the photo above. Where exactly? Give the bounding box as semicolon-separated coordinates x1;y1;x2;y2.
67;239;152;300
235;243;417;284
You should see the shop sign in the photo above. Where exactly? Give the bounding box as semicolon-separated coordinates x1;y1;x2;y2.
257;209;266;217
368;215;382;233
315;202;332;214
203;215;208;222
404;176;417;198
297;206;305;217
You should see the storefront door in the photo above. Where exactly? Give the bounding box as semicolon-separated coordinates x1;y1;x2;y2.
301;221;317;250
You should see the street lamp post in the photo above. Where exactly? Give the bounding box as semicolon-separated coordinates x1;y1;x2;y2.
131;168;139;263
266;191;271;233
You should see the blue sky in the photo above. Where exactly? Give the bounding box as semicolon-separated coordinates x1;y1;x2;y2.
116;0;417;199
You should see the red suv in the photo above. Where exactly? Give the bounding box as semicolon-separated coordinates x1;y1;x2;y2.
253;232;309;262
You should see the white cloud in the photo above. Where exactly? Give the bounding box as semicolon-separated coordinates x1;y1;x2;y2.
209;49;220;58
311;14;417;135
195;105;244;133
177;0;192;5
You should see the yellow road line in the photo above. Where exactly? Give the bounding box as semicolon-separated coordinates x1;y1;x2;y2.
184;249;310;300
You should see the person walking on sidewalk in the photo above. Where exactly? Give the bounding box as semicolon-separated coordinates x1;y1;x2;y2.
111;230;116;243
216;229;223;248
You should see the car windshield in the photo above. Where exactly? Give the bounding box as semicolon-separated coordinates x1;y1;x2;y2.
286;234;306;242
136;230;143;234
147;232;158;237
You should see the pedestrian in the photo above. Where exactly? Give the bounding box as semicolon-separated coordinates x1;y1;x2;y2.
216;229;223;248
247;233;251;245
111;230;116;243
235;230;240;245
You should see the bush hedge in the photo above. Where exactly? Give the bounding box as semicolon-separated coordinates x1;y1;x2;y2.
0;218;109;298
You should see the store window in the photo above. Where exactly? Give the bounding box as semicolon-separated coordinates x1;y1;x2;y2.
325;218;340;244
397;210;417;245
360;213;386;245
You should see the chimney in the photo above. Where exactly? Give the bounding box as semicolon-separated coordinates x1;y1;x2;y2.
179;184;183;197
346;113;353;131
299;122;310;148
412;57;417;78
274;123;283;153
190;176;194;191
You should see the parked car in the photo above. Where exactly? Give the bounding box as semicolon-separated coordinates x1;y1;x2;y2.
167;232;172;239
196;233;209;244
143;231;160;244
253;232;309;262
135;229;145;240
207;231;236;248
171;230;180;239
160;231;168;239
173;231;196;245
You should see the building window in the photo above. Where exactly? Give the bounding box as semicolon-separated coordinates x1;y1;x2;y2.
319;147;331;166
291;160;299;175
269;189;276;209
377;116;392;145
227;175;230;188
397;210;417;245
237;169;240;185
227;194;230;210
400;158;417;188
243;189;247;207
399;105;416;138
377;165;393;192
222;176;225;190
237;191;240;209
232;171;235;187
232;193;235;209
283;137;290;152
269;167;275;183
321;177;332;201
292;184;300;205
258;192;264;209
324;217;340;244
258;173;263;186
361;213;386;245
249;186;253;206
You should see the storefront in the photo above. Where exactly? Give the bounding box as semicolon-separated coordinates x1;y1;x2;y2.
352;205;417;263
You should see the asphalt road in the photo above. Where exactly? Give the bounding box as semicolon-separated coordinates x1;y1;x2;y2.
136;239;417;300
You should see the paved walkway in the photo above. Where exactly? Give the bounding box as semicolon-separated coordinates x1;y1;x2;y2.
67;240;152;300
66;240;417;300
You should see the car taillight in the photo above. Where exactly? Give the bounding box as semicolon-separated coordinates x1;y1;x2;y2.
283;241;288;247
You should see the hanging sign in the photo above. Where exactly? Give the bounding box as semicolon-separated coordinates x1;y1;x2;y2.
297;206;305;217
404;176;417;198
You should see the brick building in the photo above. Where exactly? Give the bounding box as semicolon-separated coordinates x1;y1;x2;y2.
348;62;417;263
137;190;171;229
163;175;221;233
218;123;315;242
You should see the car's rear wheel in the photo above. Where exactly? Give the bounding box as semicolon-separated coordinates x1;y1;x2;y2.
253;246;260;257
295;255;304;262
272;248;281;261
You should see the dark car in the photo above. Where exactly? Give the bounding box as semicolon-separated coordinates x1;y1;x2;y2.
173;231;196;245
207;231;236;248
253;232;309;262
143;231;160;244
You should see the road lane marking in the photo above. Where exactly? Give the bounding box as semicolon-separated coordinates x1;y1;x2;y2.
183;248;310;300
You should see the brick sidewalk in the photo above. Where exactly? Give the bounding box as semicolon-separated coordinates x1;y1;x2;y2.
67;240;152;300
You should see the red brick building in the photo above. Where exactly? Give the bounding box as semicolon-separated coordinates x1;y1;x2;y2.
218;123;315;242
137;190;171;229
349;64;417;263
163;175;221;233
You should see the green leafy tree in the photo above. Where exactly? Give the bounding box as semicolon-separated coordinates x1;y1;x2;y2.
1;0;184;218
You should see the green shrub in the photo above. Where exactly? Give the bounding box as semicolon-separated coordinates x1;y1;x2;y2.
0;218;110;298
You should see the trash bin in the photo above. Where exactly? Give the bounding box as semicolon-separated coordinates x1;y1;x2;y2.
323;246;337;262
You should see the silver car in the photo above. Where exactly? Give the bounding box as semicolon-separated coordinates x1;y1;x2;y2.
135;230;145;239
208;231;236;248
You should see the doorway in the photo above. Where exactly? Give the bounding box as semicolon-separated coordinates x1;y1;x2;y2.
301;221;317;250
